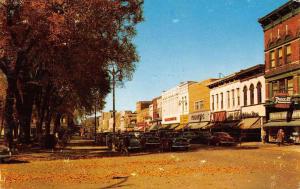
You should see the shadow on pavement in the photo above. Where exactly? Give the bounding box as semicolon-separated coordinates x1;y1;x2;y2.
98;176;132;189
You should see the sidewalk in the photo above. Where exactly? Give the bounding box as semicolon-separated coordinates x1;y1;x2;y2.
239;142;300;153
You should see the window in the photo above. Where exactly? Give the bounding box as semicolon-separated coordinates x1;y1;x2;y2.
227;91;230;108
237;88;240;106
220;93;224;109
195;101;204;111
278;48;283;65
216;94;219;110
285;44;291;64
270;51;275;68
212;95;214;111
272;81;279;97
243;86;247;106
250;84;254;105
288;78;294;95
279;79;285;93
257;82;262;104
232;89;235;107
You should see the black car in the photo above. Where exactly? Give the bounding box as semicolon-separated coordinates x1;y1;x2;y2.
197;131;213;145
171;137;191;151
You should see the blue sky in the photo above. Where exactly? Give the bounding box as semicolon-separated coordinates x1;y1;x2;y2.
104;0;288;112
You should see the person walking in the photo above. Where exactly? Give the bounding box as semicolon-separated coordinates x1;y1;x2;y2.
277;129;284;146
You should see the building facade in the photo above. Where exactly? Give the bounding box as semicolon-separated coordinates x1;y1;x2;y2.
186;79;217;130
208;65;266;140
161;81;196;128
259;0;300;143
136;101;152;130
0;71;6;134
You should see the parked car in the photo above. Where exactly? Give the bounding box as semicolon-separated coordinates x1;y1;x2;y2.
181;131;198;140
171;137;191;151
210;132;236;146
197;131;213;145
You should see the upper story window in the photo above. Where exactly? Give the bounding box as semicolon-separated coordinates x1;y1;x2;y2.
227;91;230;108
195;100;204;111
285;44;291;64
243;86;247;106
257;82;262;104
212;95;214;111
278;47;283;66
270;51;275;68
237;88;240;106
232;89;235;107
250;84;254;105
220;93;224;110
216;94;219;110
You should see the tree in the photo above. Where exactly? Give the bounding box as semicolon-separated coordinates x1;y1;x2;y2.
0;0;143;147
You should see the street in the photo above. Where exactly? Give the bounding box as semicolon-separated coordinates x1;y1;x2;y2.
0;140;299;189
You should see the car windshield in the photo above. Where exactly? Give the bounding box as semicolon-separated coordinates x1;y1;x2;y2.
215;132;230;137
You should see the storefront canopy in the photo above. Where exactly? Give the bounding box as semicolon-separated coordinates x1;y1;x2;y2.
187;122;210;130
263;120;300;127
149;124;160;131
175;124;188;131
238;118;261;130
207;121;240;130
160;124;179;130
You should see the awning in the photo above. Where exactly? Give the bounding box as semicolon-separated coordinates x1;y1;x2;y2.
263;120;300;127
207;121;239;129
187;122;210;130
160;124;179;130
149;124;160;131
238;118;261;130
175;124;188;131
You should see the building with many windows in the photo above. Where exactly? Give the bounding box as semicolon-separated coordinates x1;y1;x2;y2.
259;0;300;143
161;81;196;129
208;65;266;140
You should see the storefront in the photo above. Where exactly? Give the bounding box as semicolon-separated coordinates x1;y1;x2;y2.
186;111;210;130
264;108;300;144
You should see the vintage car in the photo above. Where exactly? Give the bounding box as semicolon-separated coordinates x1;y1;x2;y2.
116;134;142;152
197;131;213;145
171;137;191;151
210;132;236;146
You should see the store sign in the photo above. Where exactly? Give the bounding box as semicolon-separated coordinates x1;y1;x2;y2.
180;115;189;124
226;110;241;121
164;117;177;122
274;93;292;109
212;111;226;122
189;111;210;123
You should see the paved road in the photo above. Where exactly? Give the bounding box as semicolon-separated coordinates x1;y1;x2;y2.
0;140;299;189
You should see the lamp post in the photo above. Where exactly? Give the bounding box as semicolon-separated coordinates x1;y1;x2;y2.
108;64;122;151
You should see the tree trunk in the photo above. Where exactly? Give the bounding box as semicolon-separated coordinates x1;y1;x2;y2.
4;69;17;149
53;112;61;134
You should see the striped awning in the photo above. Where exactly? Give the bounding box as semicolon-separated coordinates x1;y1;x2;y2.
238;118;261;129
187;122;210;130
263;120;300;127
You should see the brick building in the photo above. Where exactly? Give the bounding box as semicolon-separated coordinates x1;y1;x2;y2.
136;101;151;131
0;71;6;131
259;0;300;143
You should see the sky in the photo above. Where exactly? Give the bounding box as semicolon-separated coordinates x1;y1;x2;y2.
103;0;288;112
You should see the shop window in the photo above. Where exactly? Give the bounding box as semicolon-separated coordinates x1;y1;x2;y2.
243;86;247;106
232;89;235;107
285;44;291;64
270;51;275;68
272;81;279;96
227;91;230;108
288;78;294;95
250;84;254;105
257;82;262;104
279;79;285;93
237;88;240;106
278;48;283;65
220;93;223;110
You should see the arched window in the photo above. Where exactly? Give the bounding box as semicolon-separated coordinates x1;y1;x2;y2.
250;84;254;105
243;86;248;106
257;82;262;104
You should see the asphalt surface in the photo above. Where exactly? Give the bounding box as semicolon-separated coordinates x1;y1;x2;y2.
0;140;299;189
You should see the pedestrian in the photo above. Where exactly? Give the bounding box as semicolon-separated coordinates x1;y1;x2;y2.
276;129;284;146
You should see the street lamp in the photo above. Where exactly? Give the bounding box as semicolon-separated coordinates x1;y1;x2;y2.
108;63;122;151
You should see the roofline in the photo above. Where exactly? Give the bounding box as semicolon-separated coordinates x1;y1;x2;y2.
258;0;300;26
